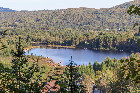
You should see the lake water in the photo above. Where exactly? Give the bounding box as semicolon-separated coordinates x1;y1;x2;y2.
25;47;131;66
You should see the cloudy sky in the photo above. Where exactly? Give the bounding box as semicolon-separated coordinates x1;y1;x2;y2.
0;0;133;11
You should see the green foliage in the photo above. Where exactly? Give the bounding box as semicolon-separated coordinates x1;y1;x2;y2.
127;5;140;32
0;1;139;92
0;0;140;52
119;55;139;92
0;30;8;50
60;56;86;93
78;62;95;80
0;37;44;92
127;5;140;16
93;60;101;72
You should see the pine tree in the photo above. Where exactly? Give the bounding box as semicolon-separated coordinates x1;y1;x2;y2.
60;56;86;93
86;62;95;79
1;37;44;92
0;30;9;92
93;60;100;73
119;56;139;92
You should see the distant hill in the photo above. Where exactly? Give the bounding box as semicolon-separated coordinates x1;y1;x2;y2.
0;7;15;12
0;0;139;31
112;0;139;9
0;0;139;52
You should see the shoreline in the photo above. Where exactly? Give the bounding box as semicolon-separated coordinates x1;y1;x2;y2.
30;42;137;53
23;46;40;52
24;44;134;54
46;45;75;48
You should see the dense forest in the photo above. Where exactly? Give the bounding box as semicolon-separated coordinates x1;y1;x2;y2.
0;0;140;92
0;0;140;55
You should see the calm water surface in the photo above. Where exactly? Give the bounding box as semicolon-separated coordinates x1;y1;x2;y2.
25;48;131;66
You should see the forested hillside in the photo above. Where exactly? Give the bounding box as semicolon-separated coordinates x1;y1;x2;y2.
0;0;139;30
0;0;139;58
4;5;138;31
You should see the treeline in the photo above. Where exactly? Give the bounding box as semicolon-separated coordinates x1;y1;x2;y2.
1;30;140;58
76;31;140;52
78;53;140;92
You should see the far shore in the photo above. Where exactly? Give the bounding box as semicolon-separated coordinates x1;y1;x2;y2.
23;45;75;52
46;45;75;48
24;42;134;53
24;44;133;53
23;46;40;51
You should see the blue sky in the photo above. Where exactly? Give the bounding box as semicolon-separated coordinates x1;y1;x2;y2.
0;0;133;11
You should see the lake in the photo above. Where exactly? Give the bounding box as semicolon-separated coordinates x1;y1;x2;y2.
25;47;131;66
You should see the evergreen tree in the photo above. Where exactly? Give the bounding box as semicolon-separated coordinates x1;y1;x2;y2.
0;30;8;50
93;60;100;73
60;56;86;93
101;61;107;73
0;30;9;92
86;62;95;79
119;56;139;92
127;4;140;32
1;37;44;92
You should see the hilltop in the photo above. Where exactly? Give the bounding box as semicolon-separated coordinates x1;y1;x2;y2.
0;0;139;31
112;0;139;9
0;7;15;12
